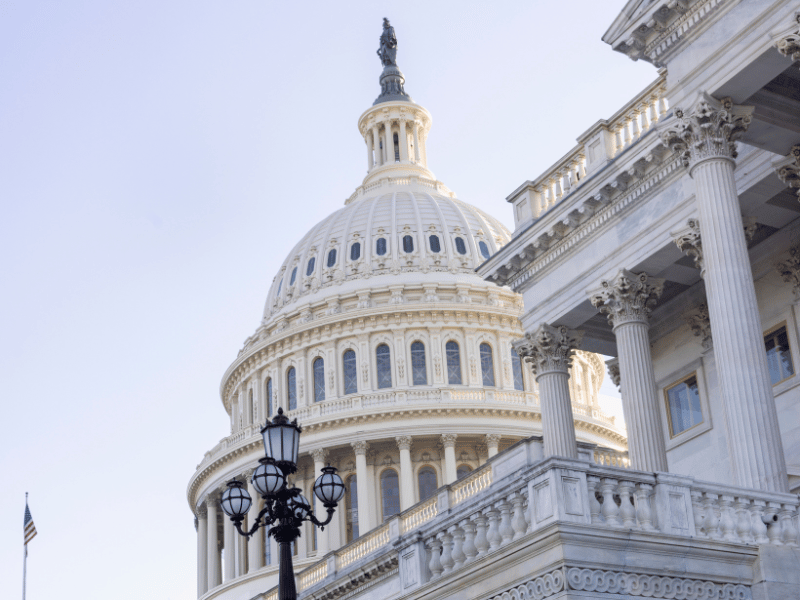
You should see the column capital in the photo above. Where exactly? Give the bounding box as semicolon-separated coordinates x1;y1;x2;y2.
660;93;752;171
485;433;501;447
310;447;329;464
441;433;458;448
686;303;713;350
775;145;800;199
241;468;255;483
776;245;800;300
775;11;800;61
196;503;208;518
673;218;704;272
590;269;664;328
513;323;583;376
351;440;369;456
605;358;621;390
395;435;413;451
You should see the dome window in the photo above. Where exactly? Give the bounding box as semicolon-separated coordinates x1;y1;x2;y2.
287;367;297;410
306;257;316;276
265;378;273;417
479;241;491;259
350;242;361;261
290;267;298;285
327;249;337;268
455;237;467;255
429;235;441;253
511;347;524;391
393;132;400;162
276;279;283;296
313;357;325;403
418;467;437;502
376;344;392;389
343;350;357;395
446;341;462;385
480;343;495;387
411;341;427;385
403;235;414;253
381;468;400;521
376;237;387;256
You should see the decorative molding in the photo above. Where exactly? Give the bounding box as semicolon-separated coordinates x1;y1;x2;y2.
776;245;800;300
485;433;502;448
590;270;665;328
487;568;565;600
673;217;757;277
396;436;413;451
514;324;583;376
775;11;800;61
775;145;800;199
660;94;752;171
311;448;329;464
686;304;713;350
441;433;458;448
351;441;369;456
605;358;621;390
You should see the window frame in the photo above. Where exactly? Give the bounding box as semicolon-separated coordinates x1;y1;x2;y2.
410;340;428;386
379;467;401;522
402;235;414;253
763;321;796;388
416;465;439;503
663;371;704;438
445;339;463;385
510;346;525;391
479;342;495;387
375;237;387;256
454;236;467;255
478;240;491;260
350;242;361;262
287;366;297;411
342;349;358;395
312;357;325;403
326;248;337;268
429;235;441;253
657;358;712;450
376;343;392;389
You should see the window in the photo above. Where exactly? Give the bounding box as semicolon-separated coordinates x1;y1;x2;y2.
411;341;427;385
376;344;392;389
263;524;271;565
266;378;273;418
327;248;337;268
393;132;400;162
313;358;325;403
511;347;524;391
250;388;256;422
376;237;387;255
276;279;283;296
418;467;437;502
403;235;414;253
306;257;316;276
350;242;361;261
345;474;358;542
457;465;472;480
381;469;400;521
664;373;703;437
478;241;490;259
343;349;357;395
429;235;441;253
455;237;467;255
480;343;495;386
289;267;298;285
287;367;297;410
764;324;794;385
446;341;462;385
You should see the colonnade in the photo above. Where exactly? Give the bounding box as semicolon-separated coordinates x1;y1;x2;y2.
194;433;503;597
366;116;424;171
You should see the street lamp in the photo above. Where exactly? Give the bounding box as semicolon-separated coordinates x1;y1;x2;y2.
220;407;346;600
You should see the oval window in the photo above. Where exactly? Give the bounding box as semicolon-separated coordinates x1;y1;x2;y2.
403;235;414;253
350;242;361;261
376;237;387;256
306;256;315;276
276;279;283;296
289;267;298;285
478;241;490;259
429;235;441;253
455;237;467;255
327;249;337;268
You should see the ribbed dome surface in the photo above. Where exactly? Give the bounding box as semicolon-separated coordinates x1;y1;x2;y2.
264;188;511;321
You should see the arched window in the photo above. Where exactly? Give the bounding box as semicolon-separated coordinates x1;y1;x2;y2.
454;237;467;255
393;132;400;162
418;467;438;502
480;343;495;387
411;341;427;385
381;469;400;521
376;237;387;256
457;465;472;480
511;347;524;391
289;267;298;285
345;474;359;542
266;378;273;417
429;235;441;253
376;344;392;389
350;242;361;261
446;341;462;385
343;349;357;395
287;367;297;410
403;235;414;253
313;357;325;403
478;241;491;259
306;257;316;276
327;248;337;268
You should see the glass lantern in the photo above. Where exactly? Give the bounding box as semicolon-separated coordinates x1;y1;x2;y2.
220;480;252;519
261;407;301;475
252;458;286;497
313;466;346;506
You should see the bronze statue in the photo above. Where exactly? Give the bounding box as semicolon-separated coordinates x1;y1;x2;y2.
377;18;398;67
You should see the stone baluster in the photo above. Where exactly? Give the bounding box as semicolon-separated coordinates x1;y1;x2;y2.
614;126;623;155
618;482;636;529
634;484;655;531
498;501;514;544
719;495;737;542
751;501;769;544
648;96;658;125
661;94;788;493
461;519;478;563
735;497;754;543
427;537;443;579
765;502;782;545
450;525;465;568
587;476;603;524
623;119;632;146
473;513;490;557
511;493;527;540
691;491;706;537
639;103;650;131
486;508;502;550
631;111;641;139
600;479;620;527
779;505;798;547
703;494;721;540
439;531;454;573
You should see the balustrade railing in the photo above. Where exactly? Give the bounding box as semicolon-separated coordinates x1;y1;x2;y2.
593;447;630;468
337;524;391;568
401;496;438;533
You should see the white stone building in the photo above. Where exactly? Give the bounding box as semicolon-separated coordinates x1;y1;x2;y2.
187;37;623;600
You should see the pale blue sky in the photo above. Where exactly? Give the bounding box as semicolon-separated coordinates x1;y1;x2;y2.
0;2;654;598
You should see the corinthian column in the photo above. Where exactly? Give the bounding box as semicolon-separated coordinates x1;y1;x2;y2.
196;504;208;597
245;470;263;572
311;448;329;555
514;324;582;459
590;270;667;472
441;434;458;484
661;93;788;492
223;495;236;581
396;436;415;509
352;441;375;533
206;495;221;589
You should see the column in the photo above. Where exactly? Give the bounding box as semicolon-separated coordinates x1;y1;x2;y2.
396;436;414;510
398;120;409;162
206;496;221;590
311;448;329;555
223;498;236;581
240;386;250;428
246;470;263;573
661;93;787;492
251;377;261;426
590;270;667;472
485;433;501;459
371;126;381;166
442;434;457;484
196;504;208;597
352;441;375;533
366;129;374;170
514;324;581;459
411;121;421;162
237;518;247;576
384;123;393;164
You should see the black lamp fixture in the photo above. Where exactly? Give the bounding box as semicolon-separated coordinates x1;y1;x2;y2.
219;407;345;600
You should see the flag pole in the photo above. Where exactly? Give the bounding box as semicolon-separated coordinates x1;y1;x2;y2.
22;492;27;600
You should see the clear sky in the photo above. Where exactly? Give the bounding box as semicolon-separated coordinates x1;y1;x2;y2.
0;2;655;598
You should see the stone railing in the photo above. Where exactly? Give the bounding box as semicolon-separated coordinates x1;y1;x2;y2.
337;523;391;569
345;175;454;205
451;466;493;506
592;446;630;468
400;496;438;534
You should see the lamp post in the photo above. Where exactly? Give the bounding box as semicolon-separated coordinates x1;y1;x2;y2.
219;407;345;600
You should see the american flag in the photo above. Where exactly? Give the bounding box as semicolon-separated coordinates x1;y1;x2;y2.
24;502;37;546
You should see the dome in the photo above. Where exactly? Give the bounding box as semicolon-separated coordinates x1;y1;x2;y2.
263;188;511;324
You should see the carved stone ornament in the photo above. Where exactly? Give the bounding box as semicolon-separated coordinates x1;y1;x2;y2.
775;11;800;61
590;269;665;328
775;145;800;199
686;303;713;350
776;245;800;300
513;323;583;376
659;93;752;171
673;217;757;276
485;433;502;447
605;357;621;390
441;433;457;448
351;440;369;456
396;435;412;451
311;447;329;464
196;503;208;519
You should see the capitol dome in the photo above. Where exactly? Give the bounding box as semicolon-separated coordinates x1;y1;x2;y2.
189;27;626;600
